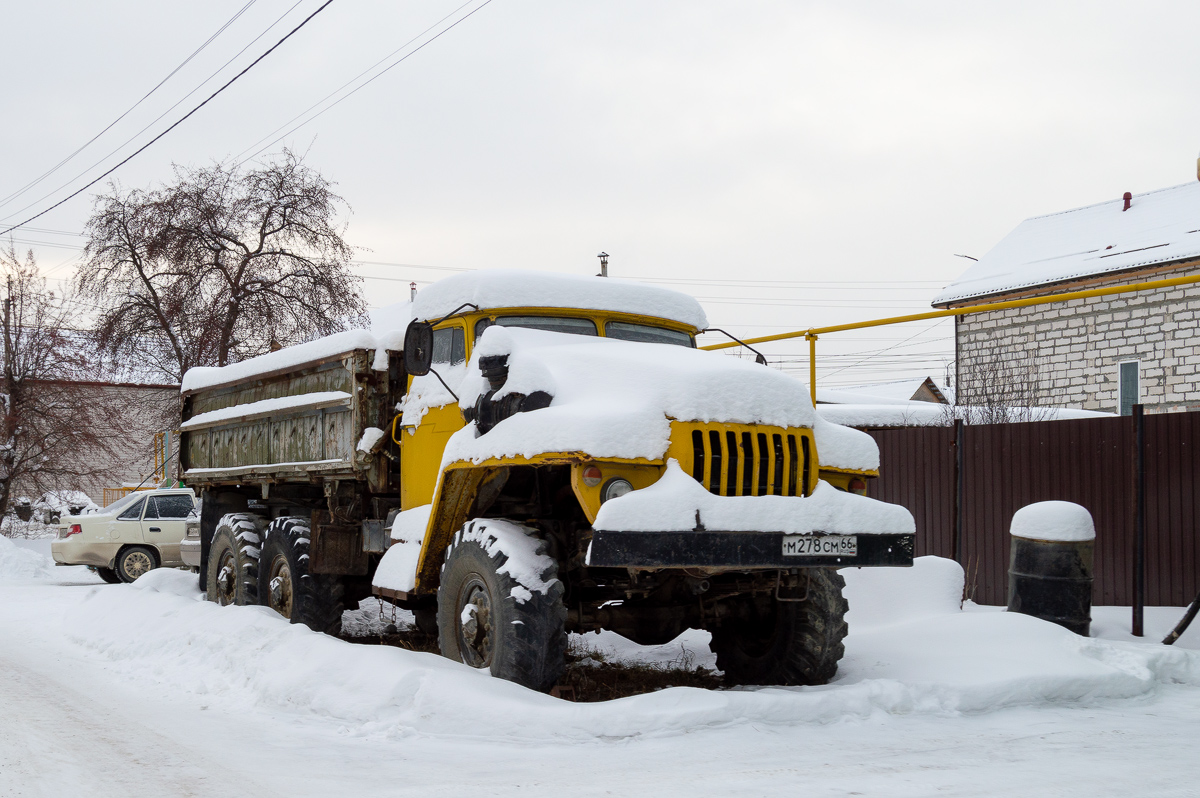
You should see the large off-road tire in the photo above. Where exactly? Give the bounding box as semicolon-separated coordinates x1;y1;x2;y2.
93;566;122;584
115;546;158;583
205;513;263;606
711;568;849;686
437;519;567;692
258;516;344;635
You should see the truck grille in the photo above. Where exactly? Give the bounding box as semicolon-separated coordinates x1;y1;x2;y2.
670;423;812;497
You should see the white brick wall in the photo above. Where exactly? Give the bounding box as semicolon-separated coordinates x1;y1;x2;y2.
955;263;1200;414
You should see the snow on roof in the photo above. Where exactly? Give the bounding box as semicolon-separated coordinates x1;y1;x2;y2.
817;377;949;406
934;181;1200;306
410;269;709;330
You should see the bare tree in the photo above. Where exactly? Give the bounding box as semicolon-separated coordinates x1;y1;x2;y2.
951;337;1062;424
0;245;122;524
78;149;367;383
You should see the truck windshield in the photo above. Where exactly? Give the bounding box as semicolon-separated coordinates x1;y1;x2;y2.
475;316;598;339
604;321;694;347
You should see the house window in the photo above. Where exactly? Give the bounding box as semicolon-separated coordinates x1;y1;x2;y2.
1119;360;1140;416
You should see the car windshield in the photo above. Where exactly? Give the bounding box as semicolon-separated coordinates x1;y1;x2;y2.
475;316;598;340
604;321;694;347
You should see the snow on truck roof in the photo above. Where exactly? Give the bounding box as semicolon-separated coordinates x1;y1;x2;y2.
181;271;706;393
411;270;709;330
934;181;1200;306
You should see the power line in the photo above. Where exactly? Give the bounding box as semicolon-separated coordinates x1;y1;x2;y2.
237;0;497;164
0;0;334;238
0;0;260;213
234;0;481;162
1;1;308;227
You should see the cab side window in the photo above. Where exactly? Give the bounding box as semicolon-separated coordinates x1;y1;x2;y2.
118;498;145;521
432;326;466;366
153;495;195;519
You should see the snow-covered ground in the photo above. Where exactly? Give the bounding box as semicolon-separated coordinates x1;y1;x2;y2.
3;534;1200;797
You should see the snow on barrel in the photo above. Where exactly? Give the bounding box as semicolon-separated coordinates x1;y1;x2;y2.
1007;501;1094;636
1010;501;1095;542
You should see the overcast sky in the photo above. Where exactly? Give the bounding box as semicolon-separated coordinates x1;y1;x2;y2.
4;1;1200;388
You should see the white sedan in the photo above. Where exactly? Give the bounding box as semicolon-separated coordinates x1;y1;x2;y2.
51;489;198;583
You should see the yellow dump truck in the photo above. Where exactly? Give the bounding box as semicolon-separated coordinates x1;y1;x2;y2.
179;270;914;691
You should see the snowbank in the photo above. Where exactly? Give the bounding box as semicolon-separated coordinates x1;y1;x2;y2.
440;326;819;466
60;555;1200;743
842;556;964;631
1010;501;1095;542
411;270;708;330
0;534;53;580
591;460;913;535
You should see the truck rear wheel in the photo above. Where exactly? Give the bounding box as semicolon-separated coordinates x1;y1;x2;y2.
437;519;566;692
206;514;263;606
259;516;345;635
711;568;849;686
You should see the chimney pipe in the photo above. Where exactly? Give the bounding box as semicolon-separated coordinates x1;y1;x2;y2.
410;281;417;301
1123;192;1132;212
597;252;608;278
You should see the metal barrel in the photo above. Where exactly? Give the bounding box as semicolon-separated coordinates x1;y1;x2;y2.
1007;536;1093;636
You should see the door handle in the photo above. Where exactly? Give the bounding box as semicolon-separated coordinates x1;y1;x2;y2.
148;527;161;532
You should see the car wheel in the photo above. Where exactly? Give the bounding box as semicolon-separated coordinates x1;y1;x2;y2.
258;516;344;635
93;566;123;584
205;513;263;606
115;546;158;583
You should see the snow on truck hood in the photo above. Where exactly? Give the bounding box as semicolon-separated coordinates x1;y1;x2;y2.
418;326;879;471
411;269;709;330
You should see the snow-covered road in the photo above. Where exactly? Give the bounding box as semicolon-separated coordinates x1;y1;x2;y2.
3;538;1200;797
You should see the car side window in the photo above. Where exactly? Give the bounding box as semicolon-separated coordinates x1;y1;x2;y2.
143;498;159;520
117;498;145;521
154;495;195;519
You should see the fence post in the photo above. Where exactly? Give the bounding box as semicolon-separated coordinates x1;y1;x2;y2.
1132;404;1145;637
954;418;964;563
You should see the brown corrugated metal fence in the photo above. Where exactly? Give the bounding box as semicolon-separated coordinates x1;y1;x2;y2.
866;411;1200;606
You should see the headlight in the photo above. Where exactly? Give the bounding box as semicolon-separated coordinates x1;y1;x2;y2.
601;478;633;503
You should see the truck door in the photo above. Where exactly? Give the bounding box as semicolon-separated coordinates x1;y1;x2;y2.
141;494;195;564
399;323;467;509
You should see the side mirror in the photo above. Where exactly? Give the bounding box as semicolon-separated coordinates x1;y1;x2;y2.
404;320;434;377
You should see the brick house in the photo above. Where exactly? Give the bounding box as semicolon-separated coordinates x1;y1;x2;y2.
934;181;1200;415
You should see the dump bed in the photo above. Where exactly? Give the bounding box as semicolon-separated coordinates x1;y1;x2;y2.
178;342;399;490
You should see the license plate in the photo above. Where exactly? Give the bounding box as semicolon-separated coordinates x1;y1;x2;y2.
782;534;857;557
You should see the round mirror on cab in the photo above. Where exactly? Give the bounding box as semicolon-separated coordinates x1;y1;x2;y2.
404;320;434;376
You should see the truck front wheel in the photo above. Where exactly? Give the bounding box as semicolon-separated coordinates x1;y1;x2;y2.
205;514;262;606
259;516;345;635
711;568;849;686
437;519;566;692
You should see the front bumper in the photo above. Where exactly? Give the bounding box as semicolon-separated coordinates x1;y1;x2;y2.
587;530;914;569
